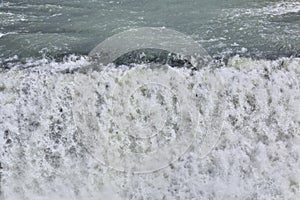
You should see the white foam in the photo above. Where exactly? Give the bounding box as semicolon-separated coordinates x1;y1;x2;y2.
262;2;300;16
0;57;299;199
222;1;300;18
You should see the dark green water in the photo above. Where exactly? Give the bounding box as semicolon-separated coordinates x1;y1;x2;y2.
1;1;300;200
0;0;300;67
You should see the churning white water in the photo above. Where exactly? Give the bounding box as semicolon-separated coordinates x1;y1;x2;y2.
0;56;299;199
1;0;300;199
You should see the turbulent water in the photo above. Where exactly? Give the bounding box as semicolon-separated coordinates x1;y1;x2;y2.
0;0;300;200
1;0;300;66
1;57;300;199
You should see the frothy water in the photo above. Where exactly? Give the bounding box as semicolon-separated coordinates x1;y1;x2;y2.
1;0;300;199
0;56;299;199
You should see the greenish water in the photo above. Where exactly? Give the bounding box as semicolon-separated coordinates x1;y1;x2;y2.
0;0;300;67
1;1;300;200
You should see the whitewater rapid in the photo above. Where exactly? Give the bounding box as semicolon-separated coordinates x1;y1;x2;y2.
0;56;299;199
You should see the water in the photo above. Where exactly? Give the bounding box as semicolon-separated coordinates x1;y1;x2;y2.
0;0;300;66
0;0;300;199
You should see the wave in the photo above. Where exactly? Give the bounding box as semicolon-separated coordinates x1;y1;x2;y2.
0;56;299;199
